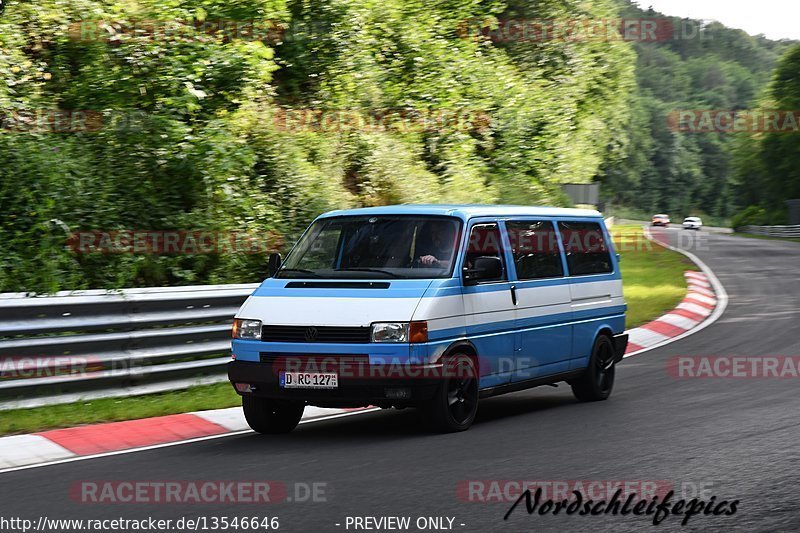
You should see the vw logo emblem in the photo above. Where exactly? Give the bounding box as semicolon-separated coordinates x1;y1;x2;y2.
304;327;318;342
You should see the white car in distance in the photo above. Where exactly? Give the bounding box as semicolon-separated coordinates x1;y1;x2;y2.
682;216;703;231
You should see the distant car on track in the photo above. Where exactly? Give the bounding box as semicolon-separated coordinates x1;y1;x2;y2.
652;214;670;227
683;216;703;230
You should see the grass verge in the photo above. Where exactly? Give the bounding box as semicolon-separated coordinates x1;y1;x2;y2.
0;226;697;436
612;225;698;328
0;382;240;436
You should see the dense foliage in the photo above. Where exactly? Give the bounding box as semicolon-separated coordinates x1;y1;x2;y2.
0;0;635;292
599;1;797;223
731;43;800;223
0;0;795;292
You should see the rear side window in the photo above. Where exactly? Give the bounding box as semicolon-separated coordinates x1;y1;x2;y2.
506;220;564;280
558;221;613;276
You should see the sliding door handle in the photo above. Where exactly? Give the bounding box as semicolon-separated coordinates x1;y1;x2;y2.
510;285;518;306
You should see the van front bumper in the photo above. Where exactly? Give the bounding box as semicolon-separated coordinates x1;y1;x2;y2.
227;360;441;408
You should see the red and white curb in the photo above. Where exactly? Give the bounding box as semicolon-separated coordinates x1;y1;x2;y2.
624;271;717;356
0;406;373;472
624;227;728;358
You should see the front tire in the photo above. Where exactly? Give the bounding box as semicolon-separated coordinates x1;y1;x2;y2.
422;354;479;432
242;396;304;434
571;335;616;402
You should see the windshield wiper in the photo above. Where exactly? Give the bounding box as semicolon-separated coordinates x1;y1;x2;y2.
335;268;400;278
277;268;321;278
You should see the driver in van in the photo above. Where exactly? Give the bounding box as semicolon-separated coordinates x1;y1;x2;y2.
417;222;457;268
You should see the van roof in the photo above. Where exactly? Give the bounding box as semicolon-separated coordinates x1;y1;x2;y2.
318;204;602;220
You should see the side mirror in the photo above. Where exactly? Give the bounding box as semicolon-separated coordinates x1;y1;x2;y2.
463;256;503;286
267;253;282;277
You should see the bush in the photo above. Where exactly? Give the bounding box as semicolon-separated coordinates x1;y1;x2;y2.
731;205;788;229
0;0;636;293
731;206;767;228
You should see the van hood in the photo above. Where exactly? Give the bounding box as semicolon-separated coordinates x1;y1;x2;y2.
237;278;436;327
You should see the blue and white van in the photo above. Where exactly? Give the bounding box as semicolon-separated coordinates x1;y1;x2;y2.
228;205;627;433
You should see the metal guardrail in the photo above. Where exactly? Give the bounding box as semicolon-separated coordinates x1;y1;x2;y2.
738;225;800;238
0;284;258;410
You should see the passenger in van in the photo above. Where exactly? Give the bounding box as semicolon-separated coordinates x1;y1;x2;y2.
416;221;457;268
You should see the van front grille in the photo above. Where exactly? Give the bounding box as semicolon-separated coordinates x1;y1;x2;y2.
261;325;371;344
259;353;370;370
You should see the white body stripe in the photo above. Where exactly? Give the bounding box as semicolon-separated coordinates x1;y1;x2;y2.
413;294;465;326
568;279;625;314
239;280;624;330
238;296;422;326
462;288;514;327
515;284;571;315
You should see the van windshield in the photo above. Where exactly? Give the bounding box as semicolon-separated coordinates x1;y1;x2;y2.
276;216;462;279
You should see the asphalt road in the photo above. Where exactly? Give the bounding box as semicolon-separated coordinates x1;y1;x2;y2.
2;228;799;533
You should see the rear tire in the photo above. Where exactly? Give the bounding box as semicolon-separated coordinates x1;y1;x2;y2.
571;335;616;402
422;354;479;432
242;396;304;434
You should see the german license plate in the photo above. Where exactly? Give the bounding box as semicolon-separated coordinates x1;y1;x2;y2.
280;371;338;389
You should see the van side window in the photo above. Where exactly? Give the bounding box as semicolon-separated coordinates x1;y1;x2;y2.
557;221;613;276
506;220;564;280
465;223;507;282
